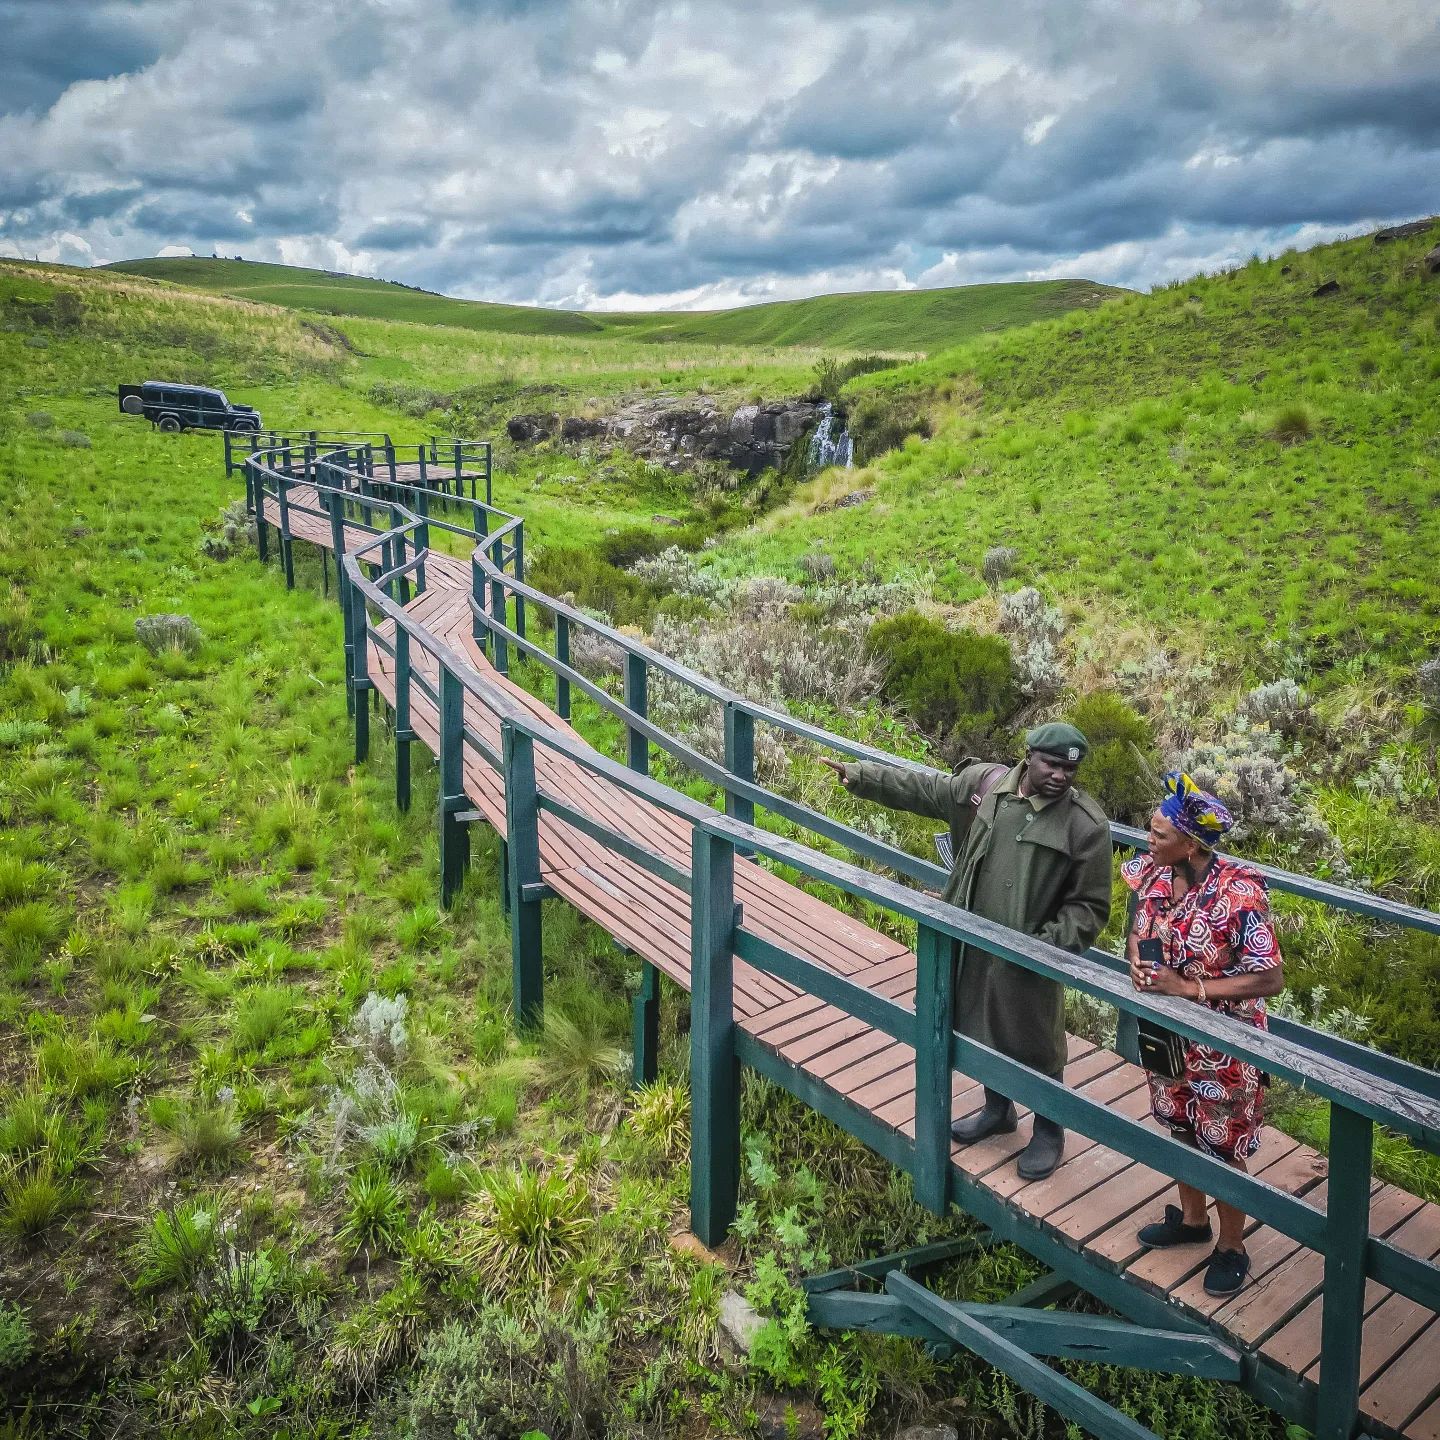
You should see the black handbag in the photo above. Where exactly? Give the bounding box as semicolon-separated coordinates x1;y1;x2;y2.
1136;938;1187;1080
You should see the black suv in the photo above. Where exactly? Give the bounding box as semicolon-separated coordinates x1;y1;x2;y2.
118;381;262;433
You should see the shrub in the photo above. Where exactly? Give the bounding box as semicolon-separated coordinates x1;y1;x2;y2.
1067;691;1159;823
627;545;727;602
463;1164;591;1292
201;500;256;559
527;544;654;627
0;1300;30;1369
364;1114;421;1170
798;549;837;583
595;526;674;569
866;611;1018;749
350;991;409;1064
134;1200;218;1291
1418;656;1440;720
810;353;901;400
325;1273;428;1394
394;1303;619;1438
57;430;91;449
197;1244;279;1368
626;1081;690;1162
1236;678;1310;737
25;412;54;430
982;545;1018;590
134;613;202;656
997;586;1065;700
847;391;933;462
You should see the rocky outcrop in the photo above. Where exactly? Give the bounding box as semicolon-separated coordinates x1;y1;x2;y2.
508;394;822;475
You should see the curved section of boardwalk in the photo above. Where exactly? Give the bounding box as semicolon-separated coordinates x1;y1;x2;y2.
275;475;1440;1440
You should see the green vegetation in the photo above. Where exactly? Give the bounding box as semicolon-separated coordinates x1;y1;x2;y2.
106;254;1120;353
1;221;1436;1439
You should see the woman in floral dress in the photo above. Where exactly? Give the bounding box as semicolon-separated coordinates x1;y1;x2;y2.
1125;772;1285;1297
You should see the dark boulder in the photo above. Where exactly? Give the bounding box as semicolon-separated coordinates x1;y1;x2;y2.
1373;218;1437;244
506;412;558;444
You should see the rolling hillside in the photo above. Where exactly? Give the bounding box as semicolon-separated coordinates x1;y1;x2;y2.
102;256;1122;353
730;218;1440;668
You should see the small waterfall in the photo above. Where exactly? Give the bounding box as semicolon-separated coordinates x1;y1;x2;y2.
806;401;854;472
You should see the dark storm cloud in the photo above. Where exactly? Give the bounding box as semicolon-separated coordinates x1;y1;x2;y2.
0;1;166;114
2;0;1438;300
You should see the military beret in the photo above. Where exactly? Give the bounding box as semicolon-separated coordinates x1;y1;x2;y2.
1025;722;1089;762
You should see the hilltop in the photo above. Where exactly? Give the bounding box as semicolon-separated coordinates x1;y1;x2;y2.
103;255;1121;353
728;219;1440;667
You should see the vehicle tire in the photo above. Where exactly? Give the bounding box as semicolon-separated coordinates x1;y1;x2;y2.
157;415;182;433
233;419;260;434
120;394;145;415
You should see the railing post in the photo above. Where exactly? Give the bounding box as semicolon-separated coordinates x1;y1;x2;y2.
632;963;660;1087
254;467;269;562
332;500;355;719
470;553;487;656
489;568;509;676
391;504;410;605
724;704;754;830
625;654;649;776
555;613;571;720
484;442;492;506
418;447;428;490
912;923;955;1216
690;828;738;1246
1315;1104;1374;1440
275;473;295;589
414;487;429;595
438;667;470;907
385;440;396;482
350;581;370;763
513;527;526;641
502;720;544;1032
394;625;412;813
453;440;463;494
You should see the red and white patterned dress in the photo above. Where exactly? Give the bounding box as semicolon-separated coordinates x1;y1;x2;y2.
1122;855;1282;1161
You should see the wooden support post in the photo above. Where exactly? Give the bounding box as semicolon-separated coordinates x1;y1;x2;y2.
438;667;470;907
912;922;954;1216
724;704;754;856
555;614;571;720
632;963;660;1087
1115;891;1141;1067
414;487;429;594
394;625;412;813
1315;1104;1374;1440
471;554;487;655
503;721;544;1032
512;527;526;640
490;572;509;675
625;654;649;777
484;443;493;506
350;581;370;764
255;474;269;562
689;828;738;1246
276;477;295;589
418;448;428;488
321;545;329;597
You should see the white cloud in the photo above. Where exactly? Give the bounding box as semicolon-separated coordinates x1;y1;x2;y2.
1;0;1437;307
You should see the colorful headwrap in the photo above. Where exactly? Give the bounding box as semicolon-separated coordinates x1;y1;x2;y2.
1159;771;1233;848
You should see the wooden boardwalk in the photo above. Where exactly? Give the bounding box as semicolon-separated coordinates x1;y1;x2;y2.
282;483;1440;1439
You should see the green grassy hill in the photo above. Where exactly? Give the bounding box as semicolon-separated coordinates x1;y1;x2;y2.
730;220;1440;667
103;255;1120;353
623;278;1117;349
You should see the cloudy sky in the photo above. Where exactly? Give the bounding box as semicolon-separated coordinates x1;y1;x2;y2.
2;0;1438;310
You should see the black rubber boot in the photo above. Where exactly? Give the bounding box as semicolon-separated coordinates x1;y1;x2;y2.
950;1089;1018;1145
1016;1116;1065;1180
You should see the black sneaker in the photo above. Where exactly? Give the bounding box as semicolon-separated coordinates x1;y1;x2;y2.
1203;1247;1251;1297
1136;1204;1214;1249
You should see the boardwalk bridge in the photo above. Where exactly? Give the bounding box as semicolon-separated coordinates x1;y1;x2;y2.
227;430;1440;1440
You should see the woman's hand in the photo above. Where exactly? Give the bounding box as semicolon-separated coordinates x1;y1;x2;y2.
819;757;850;786
1128;954;1150;990
1146;966;1196;998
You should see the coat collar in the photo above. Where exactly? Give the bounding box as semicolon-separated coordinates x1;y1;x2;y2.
993;763;1064;812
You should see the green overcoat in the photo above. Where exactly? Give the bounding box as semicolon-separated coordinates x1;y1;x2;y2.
845;759;1113;1077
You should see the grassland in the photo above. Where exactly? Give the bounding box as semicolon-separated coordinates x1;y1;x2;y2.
1;230;1436;1440
105;256;1120;354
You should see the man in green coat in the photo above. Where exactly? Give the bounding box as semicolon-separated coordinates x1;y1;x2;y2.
821;723;1112;1180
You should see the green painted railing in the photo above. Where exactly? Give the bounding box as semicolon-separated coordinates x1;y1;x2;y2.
243;440;1440;1440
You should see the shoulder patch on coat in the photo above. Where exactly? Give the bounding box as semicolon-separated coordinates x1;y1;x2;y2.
1067;788;1110;830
